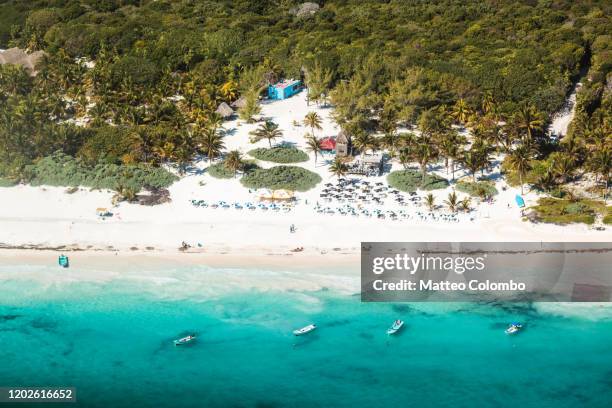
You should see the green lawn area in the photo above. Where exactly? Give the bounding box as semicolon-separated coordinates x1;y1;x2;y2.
240;165;321;191
387;170;449;192
248;146;309;163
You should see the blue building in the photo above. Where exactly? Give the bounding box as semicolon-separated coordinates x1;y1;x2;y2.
268;79;302;100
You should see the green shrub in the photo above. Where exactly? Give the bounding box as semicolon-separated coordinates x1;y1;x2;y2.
529;197;605;225
22;152;177;192
456;180;498;198
241;165;321;191
0;177;18;187
248;147;309;163
387;170;449;192
604;208;612;225
207;162;235;179
208;160;259;179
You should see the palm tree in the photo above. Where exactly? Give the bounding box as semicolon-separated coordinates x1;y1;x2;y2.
438;132;464;179
239;90;261;123
304;133;322;165
303;112;322;136
507;143;533;195
444;192;459;212
329;157;348;179
514;103;544;142
381;131;400;157
250;120;283;147
224;150;244;178
425;193;436;211
411;141;437;183
591;149;611;201
460;197;471;212
399;149;412;170
552;154;575;184
461;150;482;182
198;127;225;163
352;132;377;159
129;126;156;163
452;98;472;125
534;170;557;193
481;91;496;116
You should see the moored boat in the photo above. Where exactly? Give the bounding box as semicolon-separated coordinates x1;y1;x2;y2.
173;334;196;345
505;323;523;335
293;324;316;336
386;320;404;335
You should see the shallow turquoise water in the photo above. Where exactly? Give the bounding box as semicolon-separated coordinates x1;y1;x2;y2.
1;269;611;408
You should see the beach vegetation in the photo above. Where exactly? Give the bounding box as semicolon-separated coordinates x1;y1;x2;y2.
238;91;261;123
455;181;498;200
0;177;18;187
329;157;349;179
0;0;609;210
249;121;283;148
21;152;177;192
304;134;322;165
387;170;449;192
248;146;308;163
603;208;612;225
303;112;323;136
224;150;244;178
208;159;259;179
444;192;459;212
241;165;321;192
529;197;607;225
425;193;436;211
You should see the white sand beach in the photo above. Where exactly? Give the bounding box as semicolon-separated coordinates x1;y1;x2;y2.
0;91;609;257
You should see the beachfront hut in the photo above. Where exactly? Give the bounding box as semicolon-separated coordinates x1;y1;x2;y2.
319;137;336;152
268;79;302;100
215;102;234;119
336;130;350;157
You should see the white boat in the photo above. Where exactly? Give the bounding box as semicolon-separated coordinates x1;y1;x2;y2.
293;324;316;336
386;320;404;335
173;335;196;345
505;323;523;335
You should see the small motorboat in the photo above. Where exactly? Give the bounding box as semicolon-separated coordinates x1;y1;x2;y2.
293;324;316;336
386;320;404;335
58;255;69;268
173;335;196;346
505;323;523;335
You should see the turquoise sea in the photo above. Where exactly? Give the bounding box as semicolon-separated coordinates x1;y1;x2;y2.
1;265;612;408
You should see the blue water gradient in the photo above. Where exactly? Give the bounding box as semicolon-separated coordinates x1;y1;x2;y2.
1;271;611;408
